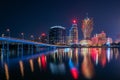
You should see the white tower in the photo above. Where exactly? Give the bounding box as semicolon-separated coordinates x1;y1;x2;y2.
69;20;78;44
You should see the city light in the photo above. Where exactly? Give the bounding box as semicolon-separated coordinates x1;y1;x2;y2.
41;33;46;36
21;32;24;39
6;29;10;32
73;20;77;24
1;0;120;80
1;34;5;37
6;28;10;38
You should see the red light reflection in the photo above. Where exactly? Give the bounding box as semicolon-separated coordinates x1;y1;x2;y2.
90;48;98;62
41;54;47;69
70;68;78;79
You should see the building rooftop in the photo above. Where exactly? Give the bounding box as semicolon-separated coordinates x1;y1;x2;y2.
50;26;65;29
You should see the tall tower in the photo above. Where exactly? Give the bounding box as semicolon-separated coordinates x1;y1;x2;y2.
81;17;93;39
69;20;78;44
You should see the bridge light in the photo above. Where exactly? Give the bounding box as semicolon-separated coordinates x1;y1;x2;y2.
6;28;10;38
21;32;24;35
6;29;10;32
2;34;5;37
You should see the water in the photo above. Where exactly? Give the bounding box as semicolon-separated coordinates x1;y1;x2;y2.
0;47;120;80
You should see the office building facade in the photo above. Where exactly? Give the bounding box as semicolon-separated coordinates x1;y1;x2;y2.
49;26;66;45
69;22;78;44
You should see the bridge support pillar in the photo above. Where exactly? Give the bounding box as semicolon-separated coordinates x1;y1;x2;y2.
21;43;23;57
1;41;4;61
36;46;39;53
28;45;30;54
31;45;33;55
17;44;19;57
6;42;10;61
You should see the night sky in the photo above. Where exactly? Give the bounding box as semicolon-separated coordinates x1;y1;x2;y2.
0;0;120;40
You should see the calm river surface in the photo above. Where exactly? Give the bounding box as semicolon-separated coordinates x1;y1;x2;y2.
0;47;120;80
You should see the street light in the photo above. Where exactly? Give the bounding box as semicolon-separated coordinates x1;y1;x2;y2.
38;37;41;42
21;32;24;39
6;28;10;38
1;34;5;37
30;35;34;41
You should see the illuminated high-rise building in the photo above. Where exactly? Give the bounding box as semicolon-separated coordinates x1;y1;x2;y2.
69;20;78;44
80;17;93;46
49;26;66;45
81;17;93;39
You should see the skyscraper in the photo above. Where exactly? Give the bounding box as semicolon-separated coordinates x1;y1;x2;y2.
49;26;66;45
80;17;93;46
69;20;78;44
81;17;93;39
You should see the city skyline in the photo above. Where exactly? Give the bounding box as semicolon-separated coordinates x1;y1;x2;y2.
0;17;115;42
1;1;120;80
0;0;120;40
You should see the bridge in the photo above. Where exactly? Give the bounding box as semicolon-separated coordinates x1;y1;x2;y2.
0;37;120;61
0;37;68;61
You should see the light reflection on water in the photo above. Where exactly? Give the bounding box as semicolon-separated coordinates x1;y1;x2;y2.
4;63;9;80
1;47;120;80
37;57;41;69
41;54;47;69
19;60;24;77
80;48;95;79
81;53;95;79
29;59;34;72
